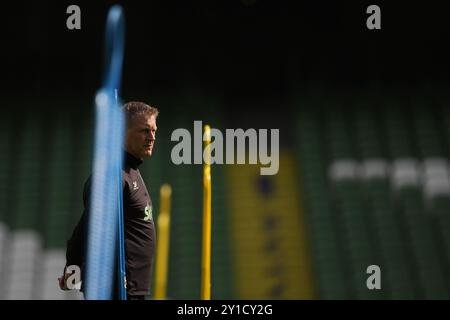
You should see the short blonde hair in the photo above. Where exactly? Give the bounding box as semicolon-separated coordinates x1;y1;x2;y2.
123;101;159;126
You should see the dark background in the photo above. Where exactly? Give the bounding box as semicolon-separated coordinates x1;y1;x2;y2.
1;1;450;104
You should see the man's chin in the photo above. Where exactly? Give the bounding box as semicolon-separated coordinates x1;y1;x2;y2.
144;150;153;157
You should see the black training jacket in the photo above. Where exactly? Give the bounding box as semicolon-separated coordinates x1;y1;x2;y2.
65;152;156;296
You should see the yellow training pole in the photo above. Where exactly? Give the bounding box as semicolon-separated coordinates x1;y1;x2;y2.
201;124;212;300
154;184;172;300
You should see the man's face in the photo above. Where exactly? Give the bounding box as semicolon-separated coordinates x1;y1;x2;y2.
125;114;157;160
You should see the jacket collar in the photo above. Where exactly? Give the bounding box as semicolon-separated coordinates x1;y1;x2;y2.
125;152;142;169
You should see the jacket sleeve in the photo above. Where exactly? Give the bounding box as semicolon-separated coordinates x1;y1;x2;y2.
65;176;91;268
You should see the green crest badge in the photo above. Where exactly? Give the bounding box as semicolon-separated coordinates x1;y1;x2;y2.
144;202;152;221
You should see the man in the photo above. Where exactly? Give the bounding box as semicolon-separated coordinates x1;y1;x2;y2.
59;101;159;300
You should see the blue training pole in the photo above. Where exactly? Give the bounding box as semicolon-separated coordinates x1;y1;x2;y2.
116;89;127;300
85;5;126;300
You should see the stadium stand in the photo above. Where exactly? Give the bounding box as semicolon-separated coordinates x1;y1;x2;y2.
0;92;449;299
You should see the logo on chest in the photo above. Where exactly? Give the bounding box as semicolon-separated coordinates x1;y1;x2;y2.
132;181;139;191
144;202;152;221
